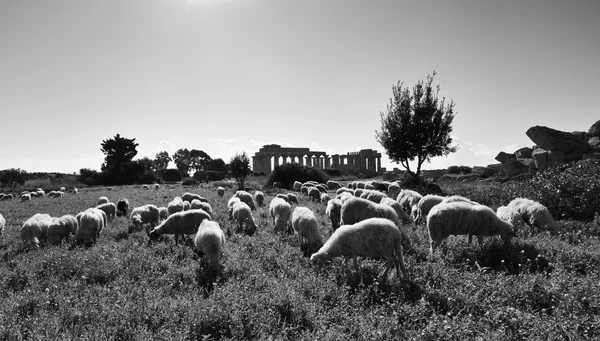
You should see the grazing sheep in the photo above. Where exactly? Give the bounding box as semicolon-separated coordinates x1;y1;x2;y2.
96;202;117;219
97;196;109;205
292;207;323;252
336;188;354;196
269;197;292;234
227;196;242;219
427;202;516;257
232;201;258;233
183;201;191;211
364;184;375;190
507;198;561;234
1;194;14;201
191;199;213;216
73;188;78;194
47;214;78;245
293;181;303;192
149;209;212;245
0;213;5;237
303;182;316;188
167;197;185;216
276;193;291;203
75;211;103;245
155;184;160;190
194;220;225;275
308;187;321;202
496;205;527;233
76;208;107;237
397;189;423;213
217;186;225;197
320;193;331;204
158;207;168;221
326;198;342;231
380;197;415;227
20;193;32;202
316;184;329;193
386;183;401;199
60;186;66;192
336;192;354;204
356;182;366;189
143;185;150;190
300;186;310;196
287;193;299;204
361;190;388;204
412;194;445;223
254;191;265;206
441;195;478;205
20;213;54;248
326;180;343;190
117;198;130;217
234;190;256;210
310;217;408;279
182;192;208;203
129;204;160;234
48;191;64;198
353;188;365;198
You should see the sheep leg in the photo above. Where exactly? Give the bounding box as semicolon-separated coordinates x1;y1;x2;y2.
352;256;359;273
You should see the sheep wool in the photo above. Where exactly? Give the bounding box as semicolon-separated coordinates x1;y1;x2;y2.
234;191;256;210
97;196;109;205
194;220;225;275
158;207;168;221
130;204;160;234
292;207;323;251
254;191;265;206
167;197;184;216
217;186;225;197
96;202;117;219
190;199;213;216
326;198;342;231
320;193;331;204
286;193;299;204
293;181;303;192
308;187;321;202
496;205;527;233
232;201;257;233
20;193;32;202
0;213;5;237
413;194;445;223
20;213;54;248
182;192;208;203
397;189;423;213
149;209;212;244
269;197;292;234
117;198;130;217
507;198;561;234
48;214;78;245
75;211;103;245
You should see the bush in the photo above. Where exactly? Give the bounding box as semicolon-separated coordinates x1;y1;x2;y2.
162;169;183;183
193;170;226;183
182;177;198;186
266;163;329;189
136;172;158;185
323;168;342;177
447;165;472;174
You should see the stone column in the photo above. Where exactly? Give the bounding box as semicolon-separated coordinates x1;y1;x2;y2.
376;157;381;172
274;154;280;168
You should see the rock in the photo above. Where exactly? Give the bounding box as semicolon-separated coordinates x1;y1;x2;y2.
589;137;600;149
526;125;591;161
472;166;496;177
589;119;600;138
582;152;600;160
499;159;531;177
495;151;516;163
486;163;502;173
532;148;567;170
572;131;589;141
515;147;532;159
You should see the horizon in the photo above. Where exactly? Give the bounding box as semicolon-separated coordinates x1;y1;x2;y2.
1;0;598;174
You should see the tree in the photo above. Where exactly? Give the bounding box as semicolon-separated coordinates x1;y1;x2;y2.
189;149;212;173
172;148;191;177
229;152;251;190
136;157;154;173
100;134;139;184
208;158;227;173
152;151;172;173
0;168;27;192
375;71;457;181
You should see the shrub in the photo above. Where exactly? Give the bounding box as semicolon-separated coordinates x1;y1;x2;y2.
265;163;329;189
182;178;198;186
136;172;158;184
193;170;226;183
162;169;182;182
323;168;342;177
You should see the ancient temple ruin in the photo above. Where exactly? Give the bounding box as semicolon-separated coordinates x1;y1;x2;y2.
252;144;382;175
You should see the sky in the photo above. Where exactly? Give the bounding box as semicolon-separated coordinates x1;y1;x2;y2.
1;0;598;174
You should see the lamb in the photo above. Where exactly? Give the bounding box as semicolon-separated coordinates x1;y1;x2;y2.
269;197;292;234
412;194;445;223
182;192;208;203
380;197;415;227
293;181;303;192
20;193;32;202
232;201;258;233
149;209;212;245
194;220;225;275
167;197;184;216
0;213;5;237
507;198;561;234
96;202;117;219
234;190;256;210
117;198;130;217
292;207;323;252
287;193;299;204
276;193;291;203
47;214;78;245
397;189;423;213
97;196;109;205
496;205;527;233
326;198;342;231
310;217;408;279
190;199;213;216
75;211;103;245
158;207;168;221
20;213;54;248
320;193;331;204
217;186;225;197
129;204;160;234
254;191;265;206
427;202;516;257
308;187;321;202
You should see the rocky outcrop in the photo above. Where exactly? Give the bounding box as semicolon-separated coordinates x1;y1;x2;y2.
589;119;600;138
495;151;516;163
526;126;591;163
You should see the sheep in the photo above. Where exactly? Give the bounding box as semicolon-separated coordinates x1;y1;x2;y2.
300;186;310;196
158;207;168;221
217;186;225;197
20;193;32;202
47;214;78;245
353;188;365;198
254;191;265;206
234;190;256;210
154;184;160;190
320;193;331;204
194;220;225;275
371;181;389;192
293;181;303;192
292;207;323;253
507;198;561;235
356;182;366;189
36;189;45;196
0;213;5;237
397;189;423;213
73;188;78;194
75;211;103;245
340;196;411;250
336;187;354;196
336;192;354;204
97;196;109;205
310;217;408;279
387;183;401;200
129;204;160;234
496;205;527;234
96;202;117;219
326;198;342;231
1;194;14;201
227;196;241;219
60;186;66;192
183;201;191;211
441;195;478;205
316;184;329;193
361;190;388;204
380;197;415;227
182;192;208;203
76;208;107;238
48;191;64;198
308;187;321;202
287;193;299;204
269;197;292;234
20;213;54;248
364;184;375;190
276;193;291;203
326;180;342;190
149;209;212;245
412;194;445;223
232;201;258;234
143;185;150;190
167;197;184;216
117;198;130;217
427;202;516;257
190;199;213;216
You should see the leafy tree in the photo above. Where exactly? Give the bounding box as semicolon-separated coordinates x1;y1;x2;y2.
172;148;191;177
208;158;227;173
189;149;213;173
100;134;139;184
375;71;457;180
230;152;251;190
136;157;154;172
0;168;27;192
152;151;172;173
162;168;183;182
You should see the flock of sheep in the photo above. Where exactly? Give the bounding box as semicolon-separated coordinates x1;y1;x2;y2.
0;178;562;281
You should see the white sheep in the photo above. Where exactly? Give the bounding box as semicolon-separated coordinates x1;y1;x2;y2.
269;197;292;234
293;181;303;192
361;190;388;204
326;198;342;231
232;201;258;233
326;180;342;190
158;207;168;221
117;198;130;217
20;213;54;248
308;187;321;202
76;208;107;238
387;183;401;200
97;196;109;205
254;191;265;206
0;213;5;237
1;194;14;201
287;193;299;204
60;186;66;192
155;184;160;190
353;188;365;198
48;191;64;198
336;192;354;204
441;195;478;205
217;186;225;197
397;189;423;213
320;193;331;204
380;197;415;227
300;186;310;196
336;188;354;196
310;217;408;279
20;193;32;202
73;187;78;194
96;202;117;219
75;211;103;245
227;196;241;219
412;194;445;223
143;185;150;190
47;214;78;245
167;197;184;216
194;220;225;275
496;205;527;233
276;193;291;203
182;192;208;203
183;201;191;211
234;190;256;210
129;204;160;234
427;202;516;257
149;209;212;245
190;199;213;216
292;207;323;252
507;198;561;234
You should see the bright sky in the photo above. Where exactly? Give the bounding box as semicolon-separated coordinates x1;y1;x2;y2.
1;0;598;174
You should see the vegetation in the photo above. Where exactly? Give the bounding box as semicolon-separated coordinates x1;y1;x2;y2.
152;151;172;173
230;152;251;190
0;168;27;192
266;163;330;189
447;165;472;174
162;168;183;183
376;71;457;181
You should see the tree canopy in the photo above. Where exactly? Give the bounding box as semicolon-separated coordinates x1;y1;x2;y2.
100;134;140;185
173;148;213;177
0;168;27;191
152;151;172;173
230;152;251;190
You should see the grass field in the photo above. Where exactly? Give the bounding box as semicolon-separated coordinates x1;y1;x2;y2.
0;178;599;340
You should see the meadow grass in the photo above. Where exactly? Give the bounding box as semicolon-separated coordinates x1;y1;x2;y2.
0;180;599;340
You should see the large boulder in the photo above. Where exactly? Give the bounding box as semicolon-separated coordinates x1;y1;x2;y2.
472;166;497;177
589;137;600;149
515;147;533;159
589;120;600;138
498;159;531;177
532;148;567;170
526;125;591;161
495;151;516;163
